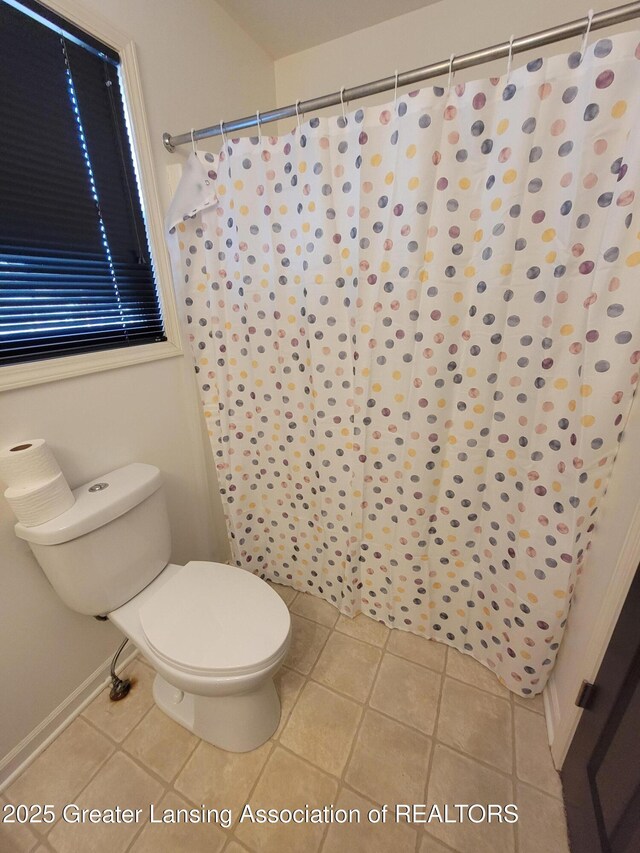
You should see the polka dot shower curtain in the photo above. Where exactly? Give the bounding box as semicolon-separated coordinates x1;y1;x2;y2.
167;31;640;696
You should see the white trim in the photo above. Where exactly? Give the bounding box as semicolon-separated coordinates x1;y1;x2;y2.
118;40;182;354
549;497;640;768
0;0;183;393
0;646;138;791
543;677;560;765
0;340;182;392
26;0;130;49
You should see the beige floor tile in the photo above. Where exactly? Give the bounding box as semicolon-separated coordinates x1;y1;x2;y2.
129;790;227;853
437;678;513;774
223;842;250;853
5;718;113;830
419;833;457;852
445;648;510;699
123;706;198;783
280;681;362;776
265;580;298;606
426;744;515;853
82;659;155;742
516;782;570;853
345;709;432;805
335;613;389;647
387;630;446;673
312;632;382;702
6;607;570;853
47;752;163;853
323;787;418;853
370;653;440;735
273;666;306;738
175;739;271;813
290;593;339;627
0;795;38;852
514;707;562;797
513;691;545;715
286;614;330;674
235;746;338;853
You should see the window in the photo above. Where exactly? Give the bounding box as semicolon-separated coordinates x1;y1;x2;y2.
0;0;166;367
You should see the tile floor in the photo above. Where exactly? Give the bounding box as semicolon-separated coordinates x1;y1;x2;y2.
1;583;571;853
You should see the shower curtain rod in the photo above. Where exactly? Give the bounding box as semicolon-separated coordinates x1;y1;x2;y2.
162;1;640;152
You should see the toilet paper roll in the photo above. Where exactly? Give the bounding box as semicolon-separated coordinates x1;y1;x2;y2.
0;439;63;490
5;472;75;527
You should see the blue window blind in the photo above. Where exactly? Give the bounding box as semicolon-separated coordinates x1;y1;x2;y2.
0;0;165;366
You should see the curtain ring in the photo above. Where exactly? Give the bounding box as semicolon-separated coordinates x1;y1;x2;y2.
506;35;515;84
190;127;197;154
256;110;262;143
580;9;595;61
393;69;400;115
295;99;302;132
340;86;347;122
219;119;227;149
447;53;455;94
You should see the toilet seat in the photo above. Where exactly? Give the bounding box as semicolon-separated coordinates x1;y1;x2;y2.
139;561;290;678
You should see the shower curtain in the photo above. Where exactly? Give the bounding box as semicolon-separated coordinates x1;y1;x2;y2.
167;31;640;696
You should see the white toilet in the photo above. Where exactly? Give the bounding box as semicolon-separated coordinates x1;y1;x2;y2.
14;463;291;752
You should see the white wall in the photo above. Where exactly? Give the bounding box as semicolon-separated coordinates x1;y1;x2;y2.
272;0;640;764
0;0;274;769
547;395;640;765
275;0;634;129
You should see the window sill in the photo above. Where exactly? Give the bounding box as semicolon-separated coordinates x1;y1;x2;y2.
0;338;183;393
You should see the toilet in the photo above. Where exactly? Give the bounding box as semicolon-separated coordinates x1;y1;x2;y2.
14;463;291;752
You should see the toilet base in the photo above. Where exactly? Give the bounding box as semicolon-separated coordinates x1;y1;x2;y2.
152;673;281;752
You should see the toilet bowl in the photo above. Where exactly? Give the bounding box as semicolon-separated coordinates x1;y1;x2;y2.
14;463;291;752
109;561;291;751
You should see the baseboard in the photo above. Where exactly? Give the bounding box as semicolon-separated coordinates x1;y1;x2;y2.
0;646;139;792
543;675;561;767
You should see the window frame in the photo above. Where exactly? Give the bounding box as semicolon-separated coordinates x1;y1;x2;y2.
0;0;182;392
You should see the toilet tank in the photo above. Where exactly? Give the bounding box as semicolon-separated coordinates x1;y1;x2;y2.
14;463;171;616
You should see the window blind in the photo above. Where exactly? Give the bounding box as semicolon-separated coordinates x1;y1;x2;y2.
0;0;165;366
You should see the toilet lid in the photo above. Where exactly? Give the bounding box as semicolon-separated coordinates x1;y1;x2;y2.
139;561;291;677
